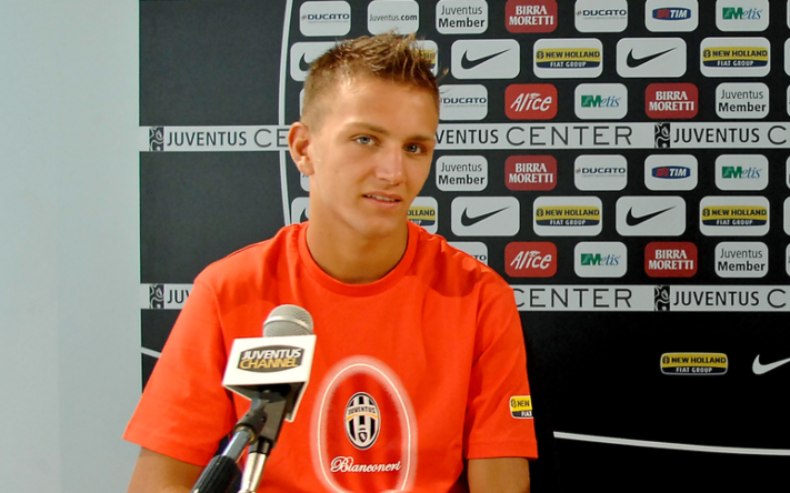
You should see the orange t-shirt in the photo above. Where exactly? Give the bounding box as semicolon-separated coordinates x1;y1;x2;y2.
124;222;537;492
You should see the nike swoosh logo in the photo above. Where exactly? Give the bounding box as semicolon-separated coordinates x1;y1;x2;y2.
626;47;676;68
752;355;790;375
625;206;675;226
461;207;508;227
460;49;509;70
299;53;312;72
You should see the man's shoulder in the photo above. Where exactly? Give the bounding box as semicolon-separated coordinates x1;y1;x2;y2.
197;224;302;284
411;225;510;293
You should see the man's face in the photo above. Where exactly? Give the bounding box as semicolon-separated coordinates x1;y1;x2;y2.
291;76;439;243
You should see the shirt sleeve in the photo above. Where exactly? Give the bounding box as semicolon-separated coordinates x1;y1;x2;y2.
123;276;237;466
463;275;538;460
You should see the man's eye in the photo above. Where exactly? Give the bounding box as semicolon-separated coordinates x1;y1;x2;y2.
355;135;373;145
405;144;423;154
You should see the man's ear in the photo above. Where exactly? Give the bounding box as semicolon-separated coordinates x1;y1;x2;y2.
288;121;314;175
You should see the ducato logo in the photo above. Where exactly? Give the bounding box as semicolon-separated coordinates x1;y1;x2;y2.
345;392;381;450
439;84;488;121
298;1;351;36
238;345;304;372
574;0;628;33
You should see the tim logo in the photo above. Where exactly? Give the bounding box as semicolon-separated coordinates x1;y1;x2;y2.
345;392;381;450
149;284;164;309
654;123;671;148
149;127;164;151
654;285;670;311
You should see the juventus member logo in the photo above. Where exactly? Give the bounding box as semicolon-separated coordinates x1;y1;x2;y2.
344;392;381;450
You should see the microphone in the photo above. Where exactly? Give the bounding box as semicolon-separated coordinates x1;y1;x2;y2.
190;304;316;493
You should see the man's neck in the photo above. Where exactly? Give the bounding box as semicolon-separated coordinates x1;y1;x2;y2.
304;223;409;284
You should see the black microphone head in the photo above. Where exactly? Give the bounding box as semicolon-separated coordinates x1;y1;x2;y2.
263;304;314;337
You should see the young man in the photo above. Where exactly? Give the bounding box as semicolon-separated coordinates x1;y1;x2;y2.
125;33;537;492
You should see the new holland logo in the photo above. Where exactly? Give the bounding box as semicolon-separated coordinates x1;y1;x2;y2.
345;392;381;450
238;345;304;372
661;352;728;375
408;206;437;227
699;196;769;236
533;38;603;78
533;196;602;236
409;197;438;233
700;37;770;77
509;395;533;419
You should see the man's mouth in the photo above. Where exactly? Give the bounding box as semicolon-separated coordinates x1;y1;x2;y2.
364;193;400;203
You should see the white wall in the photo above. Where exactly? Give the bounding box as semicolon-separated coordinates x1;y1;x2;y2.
0;2;140;491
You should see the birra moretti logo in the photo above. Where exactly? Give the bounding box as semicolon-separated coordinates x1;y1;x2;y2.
238;345;304;372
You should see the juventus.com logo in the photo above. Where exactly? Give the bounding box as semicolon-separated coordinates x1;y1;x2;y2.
344;392;381;450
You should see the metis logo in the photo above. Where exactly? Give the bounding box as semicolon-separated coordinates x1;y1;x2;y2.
451;39;520;79
299;1;351;36
645;0;698;31
717;0;768;32
645;241;697;278
715;154;768;191
505;0;558;33
645;83;698;119
700;37;770;77
238;345;304;372
574;0;628;33
533;196;602;236
644;154;698;191
715;82;768;119
436;0;488;34
505;242;557;278
715;241;768;278
505;155;557;191
575;83;627;120
439;84;488;121
505;84;557;120
533;38;603;79
345;392;381;450
574;241;627;278
699;196;769;236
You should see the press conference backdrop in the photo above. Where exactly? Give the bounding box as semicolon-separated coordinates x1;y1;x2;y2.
138;1;790;491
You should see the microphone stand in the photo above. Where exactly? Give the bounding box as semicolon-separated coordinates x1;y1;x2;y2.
190;390;287;493
237;392;287;493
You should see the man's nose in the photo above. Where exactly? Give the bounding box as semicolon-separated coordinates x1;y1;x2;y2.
376;145;405;184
